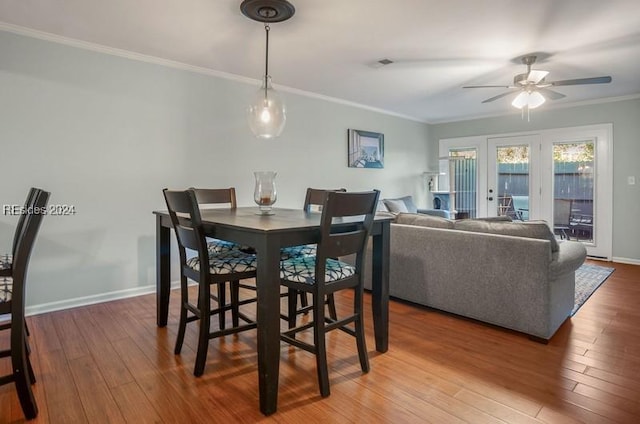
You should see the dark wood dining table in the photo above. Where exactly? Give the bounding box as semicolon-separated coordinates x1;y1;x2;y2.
153;206;392;415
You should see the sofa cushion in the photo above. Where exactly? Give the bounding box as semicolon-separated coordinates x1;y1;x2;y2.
384;199;409;213
454;219;559;252
395;212;454;229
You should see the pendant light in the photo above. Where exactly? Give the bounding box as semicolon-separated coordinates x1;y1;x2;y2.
241;0;295;139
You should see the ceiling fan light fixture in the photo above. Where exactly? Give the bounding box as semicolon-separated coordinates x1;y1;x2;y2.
511;90;546;109
528;91;546;109
511;91;529;109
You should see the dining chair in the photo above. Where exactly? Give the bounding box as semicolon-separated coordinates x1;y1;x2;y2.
279;189;380;397
191;187;257;330
190;187;245;255
0;188;50;420
163;189;257;377
280;188;346;321
1;187;39;278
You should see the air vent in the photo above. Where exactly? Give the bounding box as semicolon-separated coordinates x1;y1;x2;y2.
369;58;394;69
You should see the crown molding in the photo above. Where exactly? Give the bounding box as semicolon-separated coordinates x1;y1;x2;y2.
0;22;427;123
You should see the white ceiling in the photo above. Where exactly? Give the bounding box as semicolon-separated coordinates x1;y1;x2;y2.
1;0;639;123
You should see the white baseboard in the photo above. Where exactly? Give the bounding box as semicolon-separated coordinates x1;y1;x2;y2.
26;280;181;317
611;257;640;266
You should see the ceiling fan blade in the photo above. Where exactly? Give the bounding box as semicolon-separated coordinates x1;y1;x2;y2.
538;88;566;100
481;91;515;103
527;70;549;84
463;85;511;89
550;76;612;86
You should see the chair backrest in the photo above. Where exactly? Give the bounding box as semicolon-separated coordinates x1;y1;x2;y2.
554;198;573;226
315;190;380;279
11;187;39;257
303;188;346;212
511;195;529;220
162;189;208;268
11;188;49;310
190;187;237;209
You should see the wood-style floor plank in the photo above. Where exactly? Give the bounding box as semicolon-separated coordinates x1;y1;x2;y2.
0;260;639;423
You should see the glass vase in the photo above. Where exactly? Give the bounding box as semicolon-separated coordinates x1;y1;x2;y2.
254;171;277;215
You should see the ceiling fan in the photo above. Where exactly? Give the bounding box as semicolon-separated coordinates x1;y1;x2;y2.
463;55;612;110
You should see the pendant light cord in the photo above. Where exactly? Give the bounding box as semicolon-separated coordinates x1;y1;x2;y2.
264;23;270;99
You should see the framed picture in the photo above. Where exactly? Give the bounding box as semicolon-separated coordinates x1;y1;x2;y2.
347;129;384;168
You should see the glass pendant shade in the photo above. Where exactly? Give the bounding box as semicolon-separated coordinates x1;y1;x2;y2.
512;90;546;109
248;76;286;139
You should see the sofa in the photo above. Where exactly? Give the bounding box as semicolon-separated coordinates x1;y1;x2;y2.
365;213;587;341
379;195;451;219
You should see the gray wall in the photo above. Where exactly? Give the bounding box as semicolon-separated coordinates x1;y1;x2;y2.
0;31;430;312
429;98;640;263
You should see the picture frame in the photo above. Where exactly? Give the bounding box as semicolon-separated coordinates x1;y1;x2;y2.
347;129;384;168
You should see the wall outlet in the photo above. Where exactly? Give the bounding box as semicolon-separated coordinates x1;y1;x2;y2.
629;176;636;185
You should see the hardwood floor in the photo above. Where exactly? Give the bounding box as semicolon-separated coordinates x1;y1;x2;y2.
1;260;639;423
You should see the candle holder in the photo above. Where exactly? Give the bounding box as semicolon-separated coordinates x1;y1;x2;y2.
254;171;277;215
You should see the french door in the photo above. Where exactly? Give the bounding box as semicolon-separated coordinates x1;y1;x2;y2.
439;124;612;259
488;135;540;221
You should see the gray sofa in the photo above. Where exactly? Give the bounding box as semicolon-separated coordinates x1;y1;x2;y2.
379;195;452;219
365;213;587;341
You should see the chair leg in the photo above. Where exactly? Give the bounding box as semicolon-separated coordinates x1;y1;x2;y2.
12;329;38;419
287;289;298;330
326;294;337;321
313;292;330;397
26;341;36;384
299;291;309;314
174;276;189;354
194;282;212;377
230;280;240;328
217;283;226;331
354;287;370;373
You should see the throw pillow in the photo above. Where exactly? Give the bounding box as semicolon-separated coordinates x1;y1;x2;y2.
395;212;455;229
398;196;419;213
454;219;559;252
384;199;409;213
377;200;389;212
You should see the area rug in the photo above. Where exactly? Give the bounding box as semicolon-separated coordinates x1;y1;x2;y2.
572;263;615;316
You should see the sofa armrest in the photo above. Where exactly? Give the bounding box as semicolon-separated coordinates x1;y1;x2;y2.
549;241;587;279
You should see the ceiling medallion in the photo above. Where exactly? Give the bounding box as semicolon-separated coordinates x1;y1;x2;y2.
240;0;295;23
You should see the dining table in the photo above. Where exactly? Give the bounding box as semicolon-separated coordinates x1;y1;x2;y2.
153;206;392;415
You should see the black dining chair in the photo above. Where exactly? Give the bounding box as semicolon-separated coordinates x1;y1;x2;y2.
279;189;379;397
0;188;50;420
191;187;247;256
163;189;257;377
280;188;346;322
191;187;258;330
1;187;39;279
